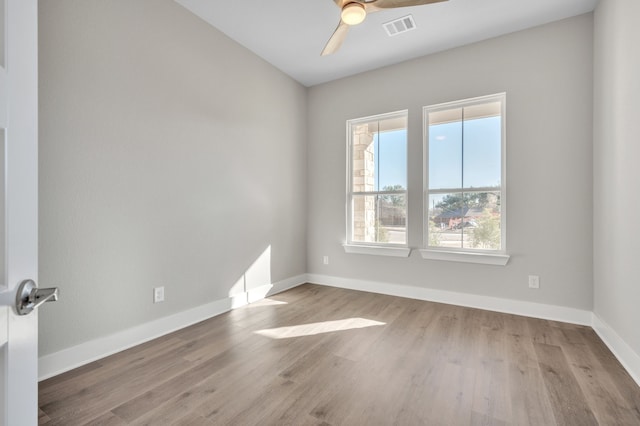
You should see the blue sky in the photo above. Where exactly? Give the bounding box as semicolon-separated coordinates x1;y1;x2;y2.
373;130;407;190
429;116;501;189
371;116;500;191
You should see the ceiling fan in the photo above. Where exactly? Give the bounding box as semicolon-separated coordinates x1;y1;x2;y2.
322;0;448;56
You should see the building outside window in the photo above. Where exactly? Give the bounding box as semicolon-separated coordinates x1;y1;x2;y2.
347;110;408;246
424;93;506;252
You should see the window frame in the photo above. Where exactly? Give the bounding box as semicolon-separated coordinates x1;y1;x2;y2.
422;93;508;263
345;109;409;251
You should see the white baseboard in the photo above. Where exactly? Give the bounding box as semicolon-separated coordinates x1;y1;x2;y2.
591;313;640;387
306;274;592;326
246;274;304;303
38;274;306;381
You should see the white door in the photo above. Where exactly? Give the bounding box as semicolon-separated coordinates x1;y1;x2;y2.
0;0;40;425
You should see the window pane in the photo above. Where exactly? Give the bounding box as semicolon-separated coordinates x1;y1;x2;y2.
428;108;462;190
352;194;406;244
427;191;501;249
352;115;406;193
462;102;501;189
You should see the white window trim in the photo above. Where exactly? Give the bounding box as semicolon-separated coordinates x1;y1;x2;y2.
423;93;508;263
346;109;409;249
419;248;509;265
343;244;412;257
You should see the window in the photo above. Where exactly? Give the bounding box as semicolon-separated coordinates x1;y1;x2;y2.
346;110;408;247
424;93;506;255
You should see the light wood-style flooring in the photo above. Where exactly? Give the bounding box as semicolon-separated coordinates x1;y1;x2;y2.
39;284;640;425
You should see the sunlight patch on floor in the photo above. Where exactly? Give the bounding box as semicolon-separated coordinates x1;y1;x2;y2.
246;298;288;308
254;318;386;339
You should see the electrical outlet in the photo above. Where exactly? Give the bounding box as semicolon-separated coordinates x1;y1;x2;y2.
154;286;165;303
323;256;329;265
528;275;540;289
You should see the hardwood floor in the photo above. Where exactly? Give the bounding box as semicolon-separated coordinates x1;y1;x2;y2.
38;284;640;425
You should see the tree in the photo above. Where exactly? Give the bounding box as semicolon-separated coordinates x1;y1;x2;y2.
471;209;500;249
435;192;492;212
380;184;406;207
428;219;442;246
375;220;389;243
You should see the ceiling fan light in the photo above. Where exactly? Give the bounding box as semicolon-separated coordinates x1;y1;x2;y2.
341;3;366;26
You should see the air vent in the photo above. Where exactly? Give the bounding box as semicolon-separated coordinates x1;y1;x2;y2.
383;15;417;37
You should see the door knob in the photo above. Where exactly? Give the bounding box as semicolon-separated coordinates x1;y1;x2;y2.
15;279;59;316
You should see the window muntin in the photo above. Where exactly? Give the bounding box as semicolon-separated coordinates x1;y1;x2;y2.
424;94;505;252
347;111;408;246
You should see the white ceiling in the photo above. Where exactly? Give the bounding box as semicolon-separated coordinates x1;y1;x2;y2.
175;0;597;87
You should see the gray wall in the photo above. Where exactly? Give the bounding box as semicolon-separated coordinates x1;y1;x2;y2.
38;0;307;356
307;14;594;310
593;0;640;355
38;4;599;359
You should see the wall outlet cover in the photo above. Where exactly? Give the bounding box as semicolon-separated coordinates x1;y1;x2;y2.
528;275;540;289
154;286;165;303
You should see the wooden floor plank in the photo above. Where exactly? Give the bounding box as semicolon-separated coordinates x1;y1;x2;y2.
265;354;356;425
533;342;599;425
38;407;51;425
110;336;261;422
552;326;640;425
579;327;640;420
503;313;557;426
39;336;186;406
39;284;640;425
85;411;127;426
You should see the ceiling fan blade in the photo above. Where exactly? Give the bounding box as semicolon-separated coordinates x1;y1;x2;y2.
373;0;447;9
321;20;350;56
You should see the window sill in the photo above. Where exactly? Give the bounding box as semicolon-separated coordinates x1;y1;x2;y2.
419;249;510;266
343;244;412;258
